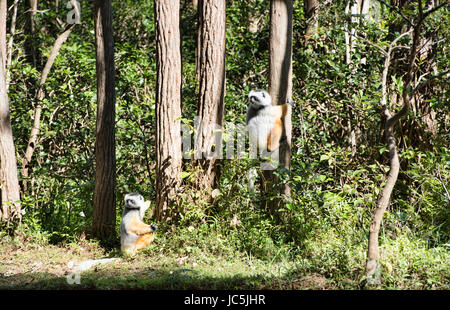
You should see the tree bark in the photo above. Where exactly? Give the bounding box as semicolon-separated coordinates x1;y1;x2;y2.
0;0;6;70
92;0;116;240
304;0;319;42
24;0;39;66
263;0;293;217
248;0;261;33
344;0;371;157
0;2;21;224
346;0;371;58
154;0;183;221
6;0;19;87
194;0;226;193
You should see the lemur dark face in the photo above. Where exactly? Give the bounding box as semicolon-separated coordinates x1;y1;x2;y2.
124;193;145;210
248;89;272;109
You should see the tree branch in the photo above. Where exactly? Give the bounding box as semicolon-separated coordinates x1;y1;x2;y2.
423;1;450;18
379;29;413;112
21;24;75;185
374;0;414;27
413;69;450;94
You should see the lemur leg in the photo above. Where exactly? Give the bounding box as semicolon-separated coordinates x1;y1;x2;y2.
134;233;156;251
266;103;291;151
267;119;283;151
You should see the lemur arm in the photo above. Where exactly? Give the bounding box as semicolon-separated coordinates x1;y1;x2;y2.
268;103;291;120
128;214;152;235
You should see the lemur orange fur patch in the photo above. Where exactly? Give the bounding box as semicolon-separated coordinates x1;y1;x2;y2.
267;119;283;151
134;233;155;251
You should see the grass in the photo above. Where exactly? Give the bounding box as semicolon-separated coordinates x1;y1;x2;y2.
0;235;332;290
0;223;448;290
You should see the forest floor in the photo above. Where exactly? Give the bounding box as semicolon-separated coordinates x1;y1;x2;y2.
0;234;336;290
1;228;448;290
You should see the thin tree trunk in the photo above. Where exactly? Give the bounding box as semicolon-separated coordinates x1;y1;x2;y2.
154;0;183;222
194;0;226;193
0;0;6;70
92;0;116;240
263;0;293;217
21;24;75;191
0;2;21;224
25;0;38;66
344;0;372;157
344;2;352;65
6;0;19;87
365;11;422;285
248;0;261;33
304;0;319;42
357;0;371;67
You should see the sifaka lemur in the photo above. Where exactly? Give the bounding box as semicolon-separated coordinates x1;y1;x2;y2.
120;193;157;256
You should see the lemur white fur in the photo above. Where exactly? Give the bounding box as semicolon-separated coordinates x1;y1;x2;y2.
246;89;291;154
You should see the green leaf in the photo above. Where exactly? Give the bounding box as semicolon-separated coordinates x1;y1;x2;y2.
180;172;191;179
320;154;329;161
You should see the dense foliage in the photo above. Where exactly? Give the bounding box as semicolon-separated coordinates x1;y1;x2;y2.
1;0;448;288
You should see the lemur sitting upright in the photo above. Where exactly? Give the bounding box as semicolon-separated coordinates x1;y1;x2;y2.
120;193;157;256
246;89;292;154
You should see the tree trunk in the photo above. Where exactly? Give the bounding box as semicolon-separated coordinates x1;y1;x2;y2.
194;0;226;193
0;3;21;224
154;0;183;222
92;0;116;240
263;0;293;217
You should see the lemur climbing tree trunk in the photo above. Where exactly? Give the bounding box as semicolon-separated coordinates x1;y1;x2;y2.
194;0;226;193
92;0;117;240
263;0;293;217
154;0;183;221
0;1;21;224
